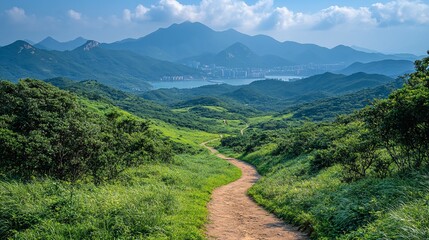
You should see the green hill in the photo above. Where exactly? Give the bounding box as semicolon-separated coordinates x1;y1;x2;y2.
0;40;201;91
144;72;394;111
0;79;240;239
217;54;429;239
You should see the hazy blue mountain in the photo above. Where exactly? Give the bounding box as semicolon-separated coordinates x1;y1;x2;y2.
0;40;201;91
35;36;88;51
104;21;418;65
104;21;250;61
338;59;414;77
351;45;380;53
181;42;293;68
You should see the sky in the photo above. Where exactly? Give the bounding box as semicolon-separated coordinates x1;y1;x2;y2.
0;0;428;54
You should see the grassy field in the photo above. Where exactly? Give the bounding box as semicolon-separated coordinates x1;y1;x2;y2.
248;113;293;125
0;153;241;239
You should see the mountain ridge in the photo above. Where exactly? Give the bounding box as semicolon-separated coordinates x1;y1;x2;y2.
35;36;88;51
0;40;201;91
104;21;418;65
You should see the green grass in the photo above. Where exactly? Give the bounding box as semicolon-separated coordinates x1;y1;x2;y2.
248;113;293;125
0;153;241;239
218;143;429;239
152;120;219;147
202;106;227;112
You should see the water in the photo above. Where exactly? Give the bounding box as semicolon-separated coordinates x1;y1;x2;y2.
149;76;302;89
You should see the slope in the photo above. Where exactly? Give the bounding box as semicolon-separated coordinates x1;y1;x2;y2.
35;36;88;51
181;42;293;68
338;59;415;77
0;40;201;91
104;21;417;64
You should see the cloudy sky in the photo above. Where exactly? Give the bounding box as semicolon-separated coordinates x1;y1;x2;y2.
0;0;428;54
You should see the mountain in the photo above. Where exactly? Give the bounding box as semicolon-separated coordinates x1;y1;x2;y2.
104;21;417;65
181;42;293;68
285;79;404;121
0;40;201;91
35;36;88;51
104;21;250;61
143;72;395;111
338;59;414;77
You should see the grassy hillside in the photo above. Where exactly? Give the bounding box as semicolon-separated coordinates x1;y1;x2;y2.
0;153;240;239
0;79;241;239
217;55;429;239
45;78;247;134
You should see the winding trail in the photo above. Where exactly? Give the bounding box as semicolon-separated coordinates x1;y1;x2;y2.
202;141;307;240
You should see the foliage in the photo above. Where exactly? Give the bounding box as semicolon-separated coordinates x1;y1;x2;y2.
218;54;429;239
0;153;241;239
46;78;246;134
363;56;429;171
0;79;172;182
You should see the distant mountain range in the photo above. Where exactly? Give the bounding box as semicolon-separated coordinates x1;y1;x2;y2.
1;21;420;92
35;37;88;51
104;21;419;65
0;40;200;91
338;59;414;77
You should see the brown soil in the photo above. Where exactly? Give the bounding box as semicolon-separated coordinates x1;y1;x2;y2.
203;143;307;240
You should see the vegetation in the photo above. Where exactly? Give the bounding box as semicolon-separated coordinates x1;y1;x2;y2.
218;54;429;239
0;79;172;182
143;72;395;111
0;153;240;239
46;78;247;134
0;40;200;91
1;45;427;239
0;79;241;239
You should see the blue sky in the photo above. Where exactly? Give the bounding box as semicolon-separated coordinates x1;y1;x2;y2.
1;0;428;54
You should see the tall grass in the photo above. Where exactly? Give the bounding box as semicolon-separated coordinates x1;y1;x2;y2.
0;153;241;239
219;145;429;239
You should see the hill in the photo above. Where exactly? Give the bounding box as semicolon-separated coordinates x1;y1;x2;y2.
0;40;201;91
181;42;293;68
105;21;417;65
0;79;240;239
284;79;404;121
339;59;414;77
45;77;254;133
35;36;88;51
143;72;395;111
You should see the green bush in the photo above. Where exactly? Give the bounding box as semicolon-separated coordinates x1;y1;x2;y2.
0;80;172;182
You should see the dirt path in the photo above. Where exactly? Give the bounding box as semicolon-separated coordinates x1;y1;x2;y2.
202;142;307;240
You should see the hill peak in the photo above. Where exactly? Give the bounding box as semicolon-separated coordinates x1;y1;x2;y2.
219;42;254;58
5;40;37;54
80;40;100;51
161;21;213;34
40;36;58;42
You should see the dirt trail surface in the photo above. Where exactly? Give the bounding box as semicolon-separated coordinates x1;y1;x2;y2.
202;142;307;240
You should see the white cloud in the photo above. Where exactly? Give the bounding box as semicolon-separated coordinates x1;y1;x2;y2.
6;7;27;22
121;0;429;31
371;0;429;25
68;9;82;21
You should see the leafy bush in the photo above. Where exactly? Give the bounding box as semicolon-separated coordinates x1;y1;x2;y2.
0;79;172;182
